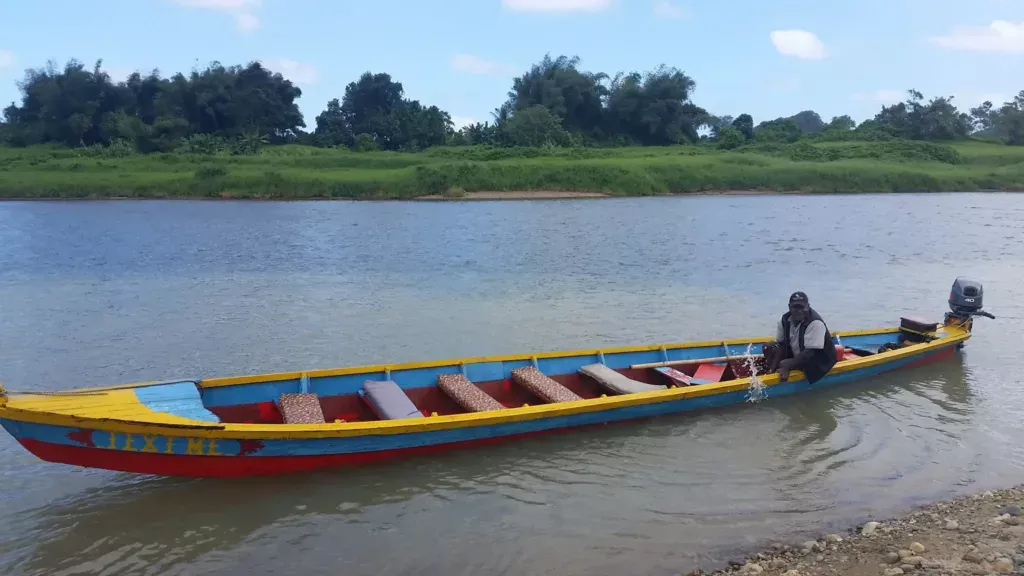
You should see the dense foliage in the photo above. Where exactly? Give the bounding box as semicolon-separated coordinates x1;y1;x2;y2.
1;59;304;153
3;139;1021;200
2;55;1024;154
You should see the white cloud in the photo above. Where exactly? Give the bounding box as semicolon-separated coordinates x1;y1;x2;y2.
451;54;515;76
653;0;688;20
261;58;318;85
0;49;14;72
235;13;260;32
770;29;827;60
451;116;477;130
168;0;260;33
930;20;1024;53
852;90;905;104
502;0;612;13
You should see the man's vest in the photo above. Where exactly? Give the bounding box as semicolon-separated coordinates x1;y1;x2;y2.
780;308;837;384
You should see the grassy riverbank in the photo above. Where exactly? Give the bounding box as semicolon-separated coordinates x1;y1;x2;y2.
1;139;1023;199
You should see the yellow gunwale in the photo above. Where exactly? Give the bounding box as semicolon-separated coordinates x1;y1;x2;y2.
198;327;900;388
0;325;967;440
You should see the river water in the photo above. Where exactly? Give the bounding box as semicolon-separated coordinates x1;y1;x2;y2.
1;195;1023;575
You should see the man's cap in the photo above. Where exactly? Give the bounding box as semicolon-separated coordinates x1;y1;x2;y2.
789;291;809;305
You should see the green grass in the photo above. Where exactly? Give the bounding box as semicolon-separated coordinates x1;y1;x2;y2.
1;139;1023;199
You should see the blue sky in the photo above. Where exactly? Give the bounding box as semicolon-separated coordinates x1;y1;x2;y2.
0;0;1021;131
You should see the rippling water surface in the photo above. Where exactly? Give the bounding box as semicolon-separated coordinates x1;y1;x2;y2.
1;194;1024;575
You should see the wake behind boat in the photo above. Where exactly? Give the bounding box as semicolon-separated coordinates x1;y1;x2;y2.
0;278;994;478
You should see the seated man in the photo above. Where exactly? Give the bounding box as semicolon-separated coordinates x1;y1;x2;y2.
765;291;837;384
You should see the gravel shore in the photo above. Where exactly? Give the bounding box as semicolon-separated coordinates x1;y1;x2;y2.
689;485;1024;576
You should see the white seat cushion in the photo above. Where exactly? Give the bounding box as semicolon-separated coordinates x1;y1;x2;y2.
580;363;667;395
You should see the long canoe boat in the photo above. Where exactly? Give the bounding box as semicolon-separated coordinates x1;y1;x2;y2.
0;278;994;478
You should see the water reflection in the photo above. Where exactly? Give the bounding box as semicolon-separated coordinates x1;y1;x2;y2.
0;194;1022;576
12;467;433;575
6;348;979;576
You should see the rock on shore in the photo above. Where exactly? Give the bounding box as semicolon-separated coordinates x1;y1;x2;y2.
685;485;1024;576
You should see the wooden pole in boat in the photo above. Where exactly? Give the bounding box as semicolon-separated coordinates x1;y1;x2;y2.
631;352;765;370
634;341;858;370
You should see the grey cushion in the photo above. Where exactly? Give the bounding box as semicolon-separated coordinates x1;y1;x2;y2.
580;363;667;395
361;380;424;420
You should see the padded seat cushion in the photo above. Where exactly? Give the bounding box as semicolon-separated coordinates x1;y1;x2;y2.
438;374;504;412
580;363;666;395
361;380;424;420
276;393;326;424
510;366;582;403
900;316;938;333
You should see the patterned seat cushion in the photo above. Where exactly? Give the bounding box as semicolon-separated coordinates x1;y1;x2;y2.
510;366;582;403
276;393;325;424
438;374;504;412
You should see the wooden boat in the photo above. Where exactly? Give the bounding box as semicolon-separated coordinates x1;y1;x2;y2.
0;278;994;478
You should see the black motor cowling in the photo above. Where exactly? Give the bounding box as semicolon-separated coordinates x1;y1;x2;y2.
949;277;984;316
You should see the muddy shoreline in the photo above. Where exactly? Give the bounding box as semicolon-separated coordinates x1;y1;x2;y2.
0;189;902;202
694;485;1024;576
414;189;805;200
0;189;797;201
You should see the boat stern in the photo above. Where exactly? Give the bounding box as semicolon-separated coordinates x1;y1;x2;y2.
900;277;993;342
943;276;995;332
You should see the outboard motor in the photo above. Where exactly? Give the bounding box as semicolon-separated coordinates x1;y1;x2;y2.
946;277;995;324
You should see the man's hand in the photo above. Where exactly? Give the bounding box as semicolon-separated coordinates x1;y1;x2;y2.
778;359;793;382
779;349;816;383
764;342;782;373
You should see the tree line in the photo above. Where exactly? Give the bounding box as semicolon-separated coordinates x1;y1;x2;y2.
1;55;1023;154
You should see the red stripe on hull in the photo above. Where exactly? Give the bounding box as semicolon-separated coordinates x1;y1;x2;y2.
900;345;955;369
17;430;560;478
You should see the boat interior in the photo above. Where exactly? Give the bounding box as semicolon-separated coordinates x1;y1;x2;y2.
164;329;912;427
